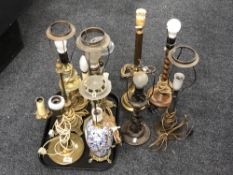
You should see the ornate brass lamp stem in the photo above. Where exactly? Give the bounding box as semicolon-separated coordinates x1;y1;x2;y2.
161;49;171;81
134;28;144;66
59;71;68;101
121;8;147;112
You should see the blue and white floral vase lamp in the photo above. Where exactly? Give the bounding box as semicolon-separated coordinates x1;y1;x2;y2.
84;106;120;163
79;73;121;163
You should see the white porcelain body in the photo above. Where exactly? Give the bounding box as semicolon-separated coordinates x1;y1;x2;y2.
84;117;113;157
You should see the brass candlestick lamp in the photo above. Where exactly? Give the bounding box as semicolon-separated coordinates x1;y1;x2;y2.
38;95;84;165
46;20;88;111
36;20;91;165
121;71;151;145
38;118;84;165
121;8;147;112
147;19;182;108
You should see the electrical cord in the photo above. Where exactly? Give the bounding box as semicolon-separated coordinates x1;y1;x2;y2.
167;47;197;98
38;118;76;157
69;35;77;62
102;46;111;73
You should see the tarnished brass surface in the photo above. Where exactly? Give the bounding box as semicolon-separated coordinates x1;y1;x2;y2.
120;64;135;78
56;61;88;111
35;97;52;120
147;46;172;108
76;27;111;53
149;111;192;151
47;133;84;165
168;45;200;68
147;74;173;108
57;64;81;93
46;20;76;41
88;150;112;164
121;119;150;146
120;83;144;112
134;8;146;66
147;86;172;108
35;109;52;120
62;107;88;136
69;91;89;111
121;92;134;112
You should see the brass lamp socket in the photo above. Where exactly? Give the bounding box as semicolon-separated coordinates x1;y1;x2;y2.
35;97;51;119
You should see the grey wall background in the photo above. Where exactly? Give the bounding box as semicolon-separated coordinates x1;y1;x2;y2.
0;0;232;174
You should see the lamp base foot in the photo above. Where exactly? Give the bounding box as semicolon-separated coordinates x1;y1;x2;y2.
121;119;150;146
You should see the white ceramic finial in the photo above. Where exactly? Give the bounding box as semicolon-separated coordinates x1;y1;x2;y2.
79;55;89;72
173;72;185;91
54;40;67;54
167;18;181;39
133;71;149;89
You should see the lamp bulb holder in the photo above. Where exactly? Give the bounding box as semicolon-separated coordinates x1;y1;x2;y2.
54;40;67;54
79;55;89;72
173;72;185;91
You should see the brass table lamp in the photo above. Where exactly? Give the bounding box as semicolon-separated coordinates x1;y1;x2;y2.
149;73;193;151
79;74;121;163
38;95;84;165
46;20;88;111
147;19;182;108
38;118;84;165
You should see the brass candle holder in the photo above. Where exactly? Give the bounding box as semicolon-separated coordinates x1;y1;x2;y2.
121;8;147;112
34;97;51;119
